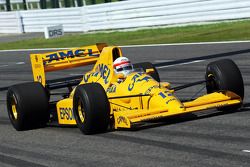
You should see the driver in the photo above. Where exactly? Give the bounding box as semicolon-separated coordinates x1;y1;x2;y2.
113;57;134;78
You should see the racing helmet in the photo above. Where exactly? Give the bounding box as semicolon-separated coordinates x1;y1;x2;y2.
113;57;133;77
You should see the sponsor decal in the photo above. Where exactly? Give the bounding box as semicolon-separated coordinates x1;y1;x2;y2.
83;72;99;83
82;64;111;84
159;92;166;98
112;105;129;112
144;85;159;94
44;49;99;65
96;64;111;84
35;55;38;62
206;103;229;109
34;64;41;68
158;92;176;105
59;107;74;120
117;116;128;126
128;73;151;91
158;92;173;98
107;85;117;93
36;75;42;83
165;98;176;104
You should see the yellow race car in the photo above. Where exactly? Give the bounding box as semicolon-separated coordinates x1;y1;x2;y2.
6;43;244;134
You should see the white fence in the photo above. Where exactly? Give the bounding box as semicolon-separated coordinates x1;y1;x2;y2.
1;0;250;33
21;8;84;32
0;0;83;10
0;12;23;33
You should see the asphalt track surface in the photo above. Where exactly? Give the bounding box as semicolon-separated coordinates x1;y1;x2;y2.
0;42;249;167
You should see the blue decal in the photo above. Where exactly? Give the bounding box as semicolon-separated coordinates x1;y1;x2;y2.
83;72;100;83
137;76;151;82
45;49;99;65
87;49;99;57
159;92;166;98
158;91;176;105
92;72;99;77
128;74;151;91
107;85;116;93
59;50;74;59
97;64;111;84
128;74;141;91
74;49;85;56
45;53;58;64
83;74;91;82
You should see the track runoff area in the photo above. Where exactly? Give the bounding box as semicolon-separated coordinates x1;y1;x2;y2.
0;41;249;167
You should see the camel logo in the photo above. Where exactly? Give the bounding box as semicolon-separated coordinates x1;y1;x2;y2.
117;116;128;126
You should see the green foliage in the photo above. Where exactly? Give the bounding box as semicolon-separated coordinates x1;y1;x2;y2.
0;20;250;50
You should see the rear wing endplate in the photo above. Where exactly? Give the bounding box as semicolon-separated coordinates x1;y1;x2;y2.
30;43;107;86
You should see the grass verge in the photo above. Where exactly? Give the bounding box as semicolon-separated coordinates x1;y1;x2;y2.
1;19;250;50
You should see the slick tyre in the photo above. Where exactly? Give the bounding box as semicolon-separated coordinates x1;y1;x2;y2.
205;59;244;111
6;82;49;131
73;83;110;135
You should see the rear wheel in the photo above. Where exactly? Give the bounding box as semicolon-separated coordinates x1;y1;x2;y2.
133;62;160;82
205;59;244;111
73;83;110;135
6;82;49;131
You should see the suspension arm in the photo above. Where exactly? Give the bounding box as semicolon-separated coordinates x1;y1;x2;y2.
171;80;207;91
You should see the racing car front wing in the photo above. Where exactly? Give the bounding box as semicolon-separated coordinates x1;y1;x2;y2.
113;91;241;129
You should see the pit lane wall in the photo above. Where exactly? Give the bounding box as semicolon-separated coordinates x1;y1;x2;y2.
1;0;250;33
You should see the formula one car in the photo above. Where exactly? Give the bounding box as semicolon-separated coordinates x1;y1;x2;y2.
6;43;244;134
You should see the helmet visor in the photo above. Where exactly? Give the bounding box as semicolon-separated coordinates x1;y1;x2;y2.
116;65;133;72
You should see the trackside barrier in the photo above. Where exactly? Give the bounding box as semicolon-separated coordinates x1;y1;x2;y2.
0;0;250;33
0;11;23;33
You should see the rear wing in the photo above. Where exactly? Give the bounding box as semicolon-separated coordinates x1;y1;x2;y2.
30;43;107;86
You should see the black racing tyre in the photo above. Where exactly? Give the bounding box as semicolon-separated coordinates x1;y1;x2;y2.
6;82;49;131
73;83;110;135
133;62;160;82
205;59;244;110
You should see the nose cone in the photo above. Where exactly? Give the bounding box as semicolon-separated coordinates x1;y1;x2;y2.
150;91;185;113
166;97;185;113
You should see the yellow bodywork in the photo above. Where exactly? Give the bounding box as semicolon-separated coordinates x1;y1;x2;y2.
56;99;75;125
30;44;242;129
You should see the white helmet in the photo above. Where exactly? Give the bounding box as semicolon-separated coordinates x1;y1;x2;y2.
113;57;133;77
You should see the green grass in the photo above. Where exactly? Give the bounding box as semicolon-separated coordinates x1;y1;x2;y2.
1;20;250;50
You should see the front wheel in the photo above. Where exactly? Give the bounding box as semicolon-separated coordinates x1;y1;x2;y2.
205;59;244;111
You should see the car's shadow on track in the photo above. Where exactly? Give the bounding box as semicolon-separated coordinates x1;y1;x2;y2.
3;103;249;134
118;102;250;132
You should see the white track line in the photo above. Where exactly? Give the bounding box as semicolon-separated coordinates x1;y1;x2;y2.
16;62;25;65
154;59;173;63
156;60;205;69
121;40;250;48
0;41;250;52
0;48;69;52
0;62;25;68
0;65;8;68
242;150;250;153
